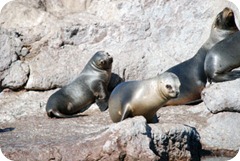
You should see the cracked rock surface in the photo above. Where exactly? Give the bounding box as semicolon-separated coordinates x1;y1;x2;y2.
1;0;240;160
0;91;201;161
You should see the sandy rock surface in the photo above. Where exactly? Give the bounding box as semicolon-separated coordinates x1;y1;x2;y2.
1;0;240;160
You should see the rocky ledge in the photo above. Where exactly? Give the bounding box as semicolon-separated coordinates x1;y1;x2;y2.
1;80;240;160
1;0;240;160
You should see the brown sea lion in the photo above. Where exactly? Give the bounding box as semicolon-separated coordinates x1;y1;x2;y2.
108;72;180;123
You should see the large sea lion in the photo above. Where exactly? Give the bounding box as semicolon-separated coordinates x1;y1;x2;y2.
165;7;239;106
108;72;181;123
46;51;113;118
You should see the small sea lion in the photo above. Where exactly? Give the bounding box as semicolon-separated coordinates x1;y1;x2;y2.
165;7;238;105
108;72;180;123
46;51;113;118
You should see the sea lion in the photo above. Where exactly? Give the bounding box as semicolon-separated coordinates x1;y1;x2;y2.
204;31;240;83
46;51;113;118
108;72;181;123
165;7;239;106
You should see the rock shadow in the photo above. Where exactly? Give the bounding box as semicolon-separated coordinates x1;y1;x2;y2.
0;127;15;133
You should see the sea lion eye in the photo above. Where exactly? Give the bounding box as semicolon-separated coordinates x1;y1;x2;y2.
100;60;106;65
166;84;172;90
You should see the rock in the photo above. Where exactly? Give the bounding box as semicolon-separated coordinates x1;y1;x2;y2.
0;90;53;123
0;1;56;29
0;0;233;90
1;0;240;160
101;117;159;161
0;96;201;161
25;46;89;90
157;104;240;157
150;123;201;161
2;61;29;89
0;90;239;160
0;29;20;72
202;79;240;113
199;112;240;153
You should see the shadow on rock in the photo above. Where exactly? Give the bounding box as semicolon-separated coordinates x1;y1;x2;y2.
0;127;15;133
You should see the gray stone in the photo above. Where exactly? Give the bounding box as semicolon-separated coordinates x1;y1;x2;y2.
2;61;29;89
202;79;240;113
102;117;159;161
0;1;56;29
157;104;240;157
0;93;201;161
150;123;201;161
0;90;239;160
0;90;53;123
200;112;240;151
0;0;234;90
25;46;90;90
1;0;240;160
0;30;19;72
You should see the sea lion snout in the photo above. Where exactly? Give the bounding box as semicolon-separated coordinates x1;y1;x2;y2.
169;89;180;98
175;91;180;98
109;56;113;63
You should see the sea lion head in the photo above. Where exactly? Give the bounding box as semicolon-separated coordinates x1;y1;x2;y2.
158;72;181;99
91;51;113;70
214;7;238;31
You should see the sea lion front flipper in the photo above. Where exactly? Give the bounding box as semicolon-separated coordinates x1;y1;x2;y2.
92;81;109;111
95;100;108;111
92;81;108;100
120;104;131;121
151;114;159;123
108;73;124;93
209;70;240;83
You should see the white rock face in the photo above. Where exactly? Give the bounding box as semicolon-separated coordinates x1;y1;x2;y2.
0;0;234;90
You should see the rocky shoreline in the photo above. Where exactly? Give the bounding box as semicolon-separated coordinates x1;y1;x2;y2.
1;0;240;160
1;85;240;160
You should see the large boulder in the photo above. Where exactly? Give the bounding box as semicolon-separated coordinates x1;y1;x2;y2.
200;112;240;153
202;79;240;113
157;104;240;157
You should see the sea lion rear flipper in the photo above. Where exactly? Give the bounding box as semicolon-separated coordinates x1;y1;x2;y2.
151;114;159;123
47;109;80;118
120;105;131;121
